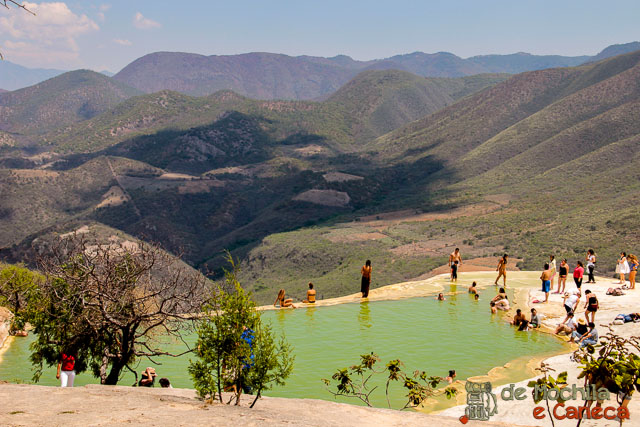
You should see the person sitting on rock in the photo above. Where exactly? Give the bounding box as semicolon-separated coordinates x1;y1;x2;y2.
302;282;316;304
274;289;295;308
139;367;157;387
511;309;525;326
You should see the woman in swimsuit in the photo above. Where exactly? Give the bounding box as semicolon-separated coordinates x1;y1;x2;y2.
491;287;509;310
583;289;599;324
618;252;630;285
628;254;638;290
557;259;568;294
494;254;508;286
274;289;295;308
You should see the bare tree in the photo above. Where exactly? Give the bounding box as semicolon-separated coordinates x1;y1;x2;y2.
30;235;209;385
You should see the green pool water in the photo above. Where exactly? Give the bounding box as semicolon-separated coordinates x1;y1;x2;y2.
0;281;568;409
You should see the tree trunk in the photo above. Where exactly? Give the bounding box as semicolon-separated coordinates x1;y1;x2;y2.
250;389;262;408
105;360;124;385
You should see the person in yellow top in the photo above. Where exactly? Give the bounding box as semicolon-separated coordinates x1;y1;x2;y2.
361;260;372;298
303;282;316;303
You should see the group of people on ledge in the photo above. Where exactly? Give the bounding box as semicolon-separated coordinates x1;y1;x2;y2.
56;355;172;388
273;282;316;308
273;259;372;308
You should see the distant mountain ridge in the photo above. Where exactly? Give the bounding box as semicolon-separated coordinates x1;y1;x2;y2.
0;60;66;91
113;42;640;99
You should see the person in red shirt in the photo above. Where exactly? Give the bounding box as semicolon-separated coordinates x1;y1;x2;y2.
56;352;76;387
573;261;584;290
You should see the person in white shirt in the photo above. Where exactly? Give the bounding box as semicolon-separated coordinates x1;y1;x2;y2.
554;311;577;335
562;290;580;315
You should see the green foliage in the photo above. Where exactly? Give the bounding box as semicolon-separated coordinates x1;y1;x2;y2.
526;362;567;427
189;254;294;407
323;352;457;410
26;237;206;385
0;264;41;332
573;332;640;404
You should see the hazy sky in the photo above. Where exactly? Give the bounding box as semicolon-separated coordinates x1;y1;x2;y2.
0;0;638;72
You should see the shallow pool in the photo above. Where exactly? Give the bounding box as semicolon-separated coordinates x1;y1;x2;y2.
0;279;568;409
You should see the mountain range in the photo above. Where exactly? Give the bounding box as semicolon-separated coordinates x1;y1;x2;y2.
112;42;640;99
2;41;639;99
1;47;640;303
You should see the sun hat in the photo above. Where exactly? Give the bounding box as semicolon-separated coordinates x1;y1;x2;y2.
578;318;587;325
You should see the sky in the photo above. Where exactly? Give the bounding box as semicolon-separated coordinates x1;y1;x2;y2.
0;0;638;72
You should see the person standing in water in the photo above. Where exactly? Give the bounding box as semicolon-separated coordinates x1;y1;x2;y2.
468;281;478;294
540;263;552;303
494;254;508;286
449;248;462;272
451;260;459;282
361;260;372;298
586;249;596;284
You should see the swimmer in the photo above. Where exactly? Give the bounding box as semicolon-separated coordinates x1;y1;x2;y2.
443;370;456;384
490;301;497;314
468;281;478;294
436;293;446;301
491;287;508;304
474;293;480;301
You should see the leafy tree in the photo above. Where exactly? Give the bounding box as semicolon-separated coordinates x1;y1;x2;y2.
29;236;207;385
571;332;639;427
323;352;457;410
189;255;294;407
0;263;40;332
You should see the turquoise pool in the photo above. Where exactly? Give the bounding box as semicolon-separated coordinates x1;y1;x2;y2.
0;282;567;409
